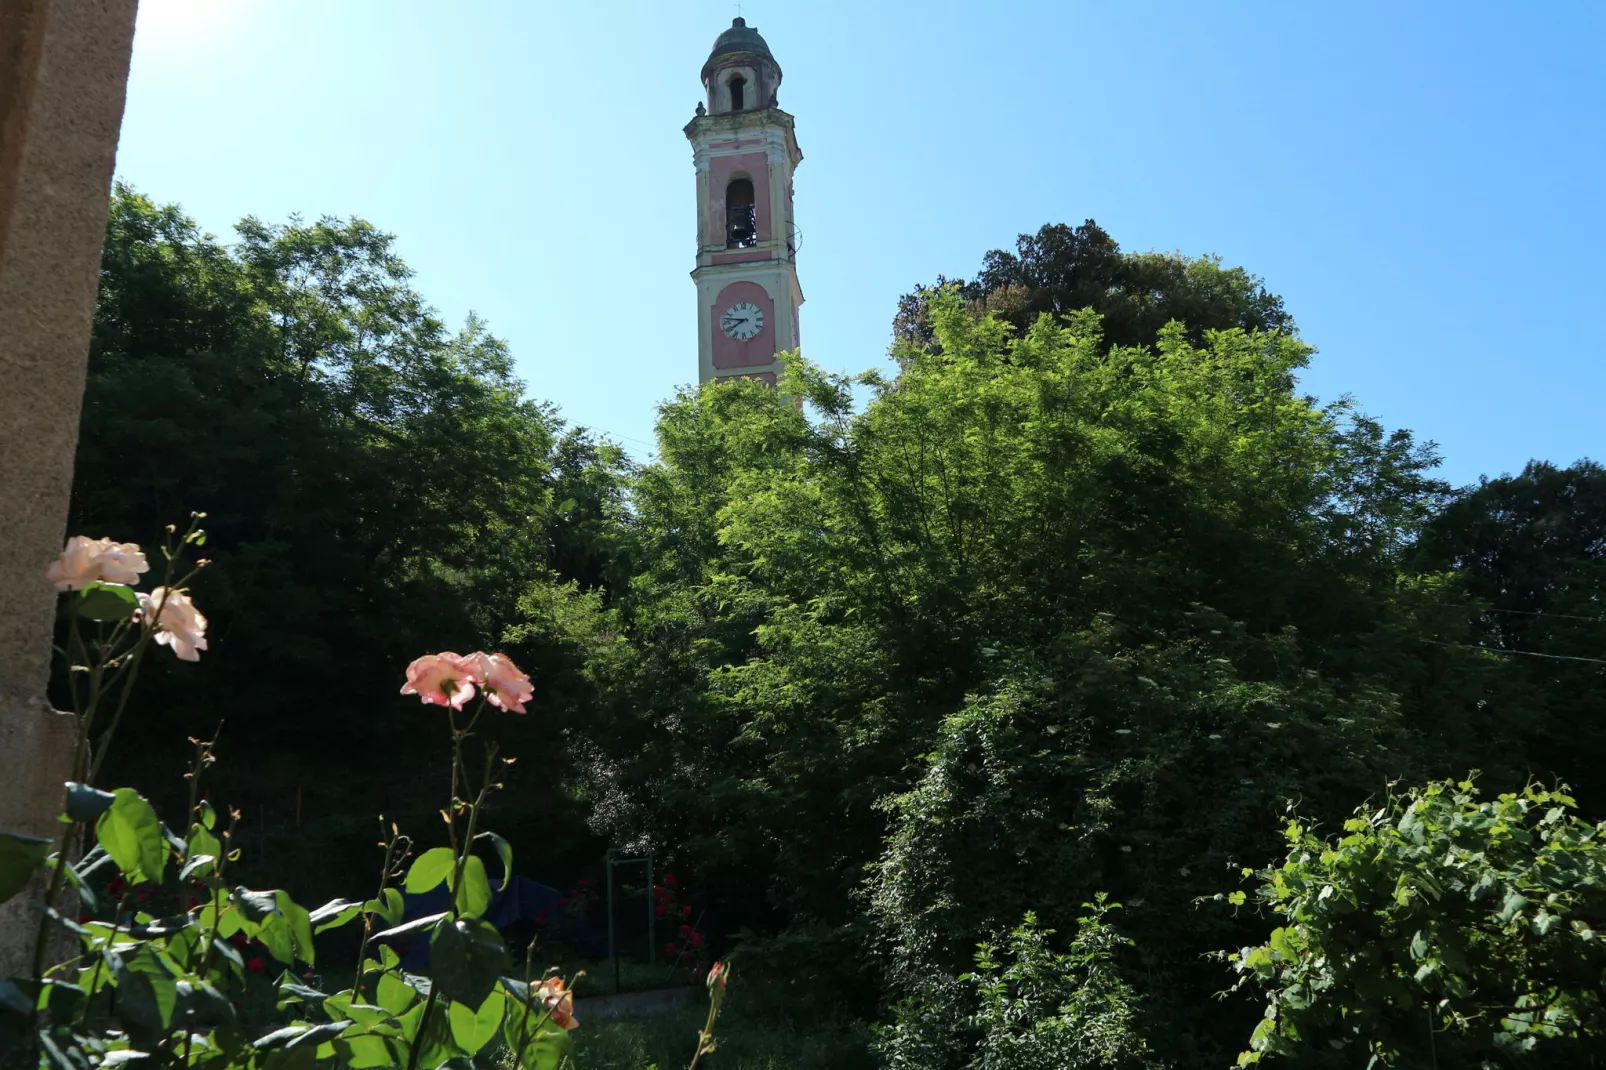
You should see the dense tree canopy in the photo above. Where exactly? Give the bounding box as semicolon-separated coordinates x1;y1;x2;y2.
894;220;1293;354
62;194;1605;1067
67;187;632;893
560;292;1580;1062
1414;460;1606;805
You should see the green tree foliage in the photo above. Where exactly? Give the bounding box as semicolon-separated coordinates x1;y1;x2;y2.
1414;461;1606;806
960;900;1155;1070
893;220;1293;353
68;187;631;888
580;294;1491;1063
1228;779;1606;1067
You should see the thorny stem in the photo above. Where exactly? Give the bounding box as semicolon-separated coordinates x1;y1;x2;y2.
407;696;489;1070
30;617;111;987
179;735;216;1070
87;558;207;787
33;516;206;1033
75;886;135;1028
355;819;409;999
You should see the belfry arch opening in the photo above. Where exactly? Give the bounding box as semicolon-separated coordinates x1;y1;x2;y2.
726;177;756;247
728;75;746;111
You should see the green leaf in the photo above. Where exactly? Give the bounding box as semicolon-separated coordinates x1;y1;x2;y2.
0;832;51;905
233;886;281;922
76;582;138;622
310;898;363;934
454;856;492;919
331;1033;410;1069
448;990;505;1054
176;979;237;1028
404;847;456;894
408;994;462;1069
481;831;513;884
429;916;509;1008
65;783;117;823
95;789;165;884
285;1021;352;1051
372;911;448;942
112;947;179;1037
512;1020;574;1070
376;972;419;1016
253;1025;313;1050
258;913;296;966
277;890;316;965
383;887;405;925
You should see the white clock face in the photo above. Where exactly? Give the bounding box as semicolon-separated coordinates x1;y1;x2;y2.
720;302;764;341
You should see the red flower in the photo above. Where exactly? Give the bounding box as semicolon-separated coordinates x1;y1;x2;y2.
663;873;676;887
679;924;692;936
77;913;92;924
682;905;692;918
576;879;587;887
656;904;666;917
231;933;248;948
691;932;703;948
247;957;266;974
665;943;677;956
557;897;569;907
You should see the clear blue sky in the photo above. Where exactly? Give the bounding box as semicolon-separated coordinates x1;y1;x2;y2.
117;0;1603;486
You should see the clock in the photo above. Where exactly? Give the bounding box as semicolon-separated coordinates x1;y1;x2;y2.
720;302;764;341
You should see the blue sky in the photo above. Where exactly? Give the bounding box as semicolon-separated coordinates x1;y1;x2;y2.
118;0;1603;485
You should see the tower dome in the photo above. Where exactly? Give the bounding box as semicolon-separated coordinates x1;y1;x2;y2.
702;17;780;83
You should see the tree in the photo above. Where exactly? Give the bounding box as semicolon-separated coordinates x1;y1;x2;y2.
893;220;1293;353
1228;779;1606;1067
67;186;631;898
1413;461;1606;807
579;295;1480;1064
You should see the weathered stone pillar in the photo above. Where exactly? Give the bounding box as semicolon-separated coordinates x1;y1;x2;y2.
0;0;139;977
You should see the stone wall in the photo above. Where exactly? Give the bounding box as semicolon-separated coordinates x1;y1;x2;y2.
0;0;139;977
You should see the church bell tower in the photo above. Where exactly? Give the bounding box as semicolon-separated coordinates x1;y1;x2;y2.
685;18;803;385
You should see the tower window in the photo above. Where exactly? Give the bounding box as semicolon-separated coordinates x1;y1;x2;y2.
729;75;746;111
726;178;756;247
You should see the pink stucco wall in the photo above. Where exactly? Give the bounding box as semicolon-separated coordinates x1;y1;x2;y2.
707;151;771;247
710;280;777;369
710;249;770;265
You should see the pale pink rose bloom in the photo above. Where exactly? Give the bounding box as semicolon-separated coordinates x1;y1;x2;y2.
44;536;150;591
462;651;533;714
536;976;577;1031
400;652;477;710
137;587;209;662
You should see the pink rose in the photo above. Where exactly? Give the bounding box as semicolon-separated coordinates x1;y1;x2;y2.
45;536;149;590
400;652;477;710
462;651;533;713
137;587;208;661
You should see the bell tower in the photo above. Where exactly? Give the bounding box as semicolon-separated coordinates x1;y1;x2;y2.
685;18;803;385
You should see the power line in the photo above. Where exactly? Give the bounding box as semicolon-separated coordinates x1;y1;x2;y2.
1424;639;1606;667
1442;603;1605;624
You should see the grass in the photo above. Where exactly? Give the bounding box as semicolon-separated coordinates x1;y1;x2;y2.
566;1003;874;1070
559;957;692;999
